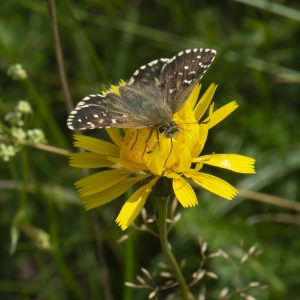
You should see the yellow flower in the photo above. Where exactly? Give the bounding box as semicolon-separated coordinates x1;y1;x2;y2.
70;83;255;230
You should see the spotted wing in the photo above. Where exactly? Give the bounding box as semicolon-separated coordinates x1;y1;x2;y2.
161;48;217;113
67;93;157;130
128;58;169;85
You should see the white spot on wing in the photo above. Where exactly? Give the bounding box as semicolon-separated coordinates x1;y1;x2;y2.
128;78;134;85
87;122;95;128
148;59;158;66
183;79;193;84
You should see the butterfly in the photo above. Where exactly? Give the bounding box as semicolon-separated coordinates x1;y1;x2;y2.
67;48;216;138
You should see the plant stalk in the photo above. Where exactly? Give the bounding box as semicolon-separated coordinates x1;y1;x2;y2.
158;196;194;300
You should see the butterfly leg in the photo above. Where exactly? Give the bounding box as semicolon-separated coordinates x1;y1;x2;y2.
130;130;140;151
141;128;154;158
146;129;161;154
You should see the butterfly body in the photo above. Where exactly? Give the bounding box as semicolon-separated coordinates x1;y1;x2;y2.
67;48;217;137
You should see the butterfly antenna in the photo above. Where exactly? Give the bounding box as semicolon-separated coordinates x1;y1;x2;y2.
177;118;210;131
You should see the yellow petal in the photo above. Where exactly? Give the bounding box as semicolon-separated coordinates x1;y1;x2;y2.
116;177;159;230
108;156;146;172
194;154;256;174
186;83;201;109
146;137;172;175
173;177;198;207
73;134;119;156
75;169;132;197
164;171;181;179
193;123;209;157
106;128;124;146
82;175;150;210
104;80;126;95
121;128;154;167
70;152;113;168
194;83;218;122
175;141;192;172
204;101;238;129
190;172;238;200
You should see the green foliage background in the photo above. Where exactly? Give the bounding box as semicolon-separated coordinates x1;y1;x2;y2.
1;0;300;299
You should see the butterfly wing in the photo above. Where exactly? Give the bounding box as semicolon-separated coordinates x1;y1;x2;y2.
128;58;169;85
67;92;156;130
67;49;216;131
67;57;175;130
161;48;216;113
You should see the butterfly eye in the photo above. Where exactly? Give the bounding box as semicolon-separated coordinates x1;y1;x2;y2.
158;125;167;134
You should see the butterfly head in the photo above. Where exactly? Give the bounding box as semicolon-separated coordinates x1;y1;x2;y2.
158;121;180;138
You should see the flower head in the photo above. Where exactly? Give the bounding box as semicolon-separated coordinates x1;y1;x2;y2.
71;83;255;230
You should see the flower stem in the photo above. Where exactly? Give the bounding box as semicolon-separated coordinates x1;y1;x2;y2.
0;136;70;157
158;196;194;300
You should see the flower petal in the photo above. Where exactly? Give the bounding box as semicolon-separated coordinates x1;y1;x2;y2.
190;172;238;200
193;123;209;157
104;80;126;95
82;175;150;210
204;101;238;129
108;156;146;172
106;128;124;146
194;83;218;122
194;154;256;174
75;169;132;197
116;177;159;230
147;137;172;175
173;177;198;207
187;83;201;109
70;152;113;168
73;134;119;156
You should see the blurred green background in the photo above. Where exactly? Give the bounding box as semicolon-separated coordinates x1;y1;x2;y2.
1;0;300;299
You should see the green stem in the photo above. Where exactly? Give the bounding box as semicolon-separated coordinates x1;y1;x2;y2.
158;196;194;300
0;136;70;157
